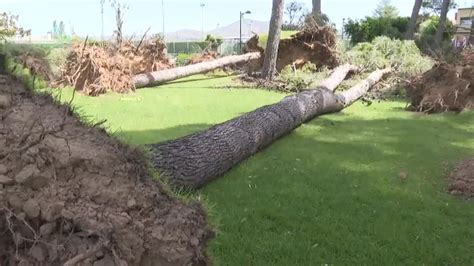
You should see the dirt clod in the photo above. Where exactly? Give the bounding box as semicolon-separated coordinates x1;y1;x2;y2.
446;157;474;198
0;94;11;109
0;77;213;265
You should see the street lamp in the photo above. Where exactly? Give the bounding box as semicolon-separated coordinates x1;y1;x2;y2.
239;10;251;54
162;0;165;38
100;0;105;40
200;3;206;39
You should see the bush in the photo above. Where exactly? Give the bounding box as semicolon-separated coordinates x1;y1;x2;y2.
277;63;330;92
175;53;195;66
344;16;409;45
342;36;433;78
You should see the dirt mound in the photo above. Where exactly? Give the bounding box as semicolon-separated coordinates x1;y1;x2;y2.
243;26;338;74
446;157;474;198
19;55;53;82
187;51;218;65
406;51;474;113
0;76;213;265
59;38;174;96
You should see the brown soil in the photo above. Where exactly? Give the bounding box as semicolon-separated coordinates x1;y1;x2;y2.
0;76;213;265
446;157;474;198
59;38;174;96
406;50;474;113
243;25;338;74
19;55;53;82
276;25;338;71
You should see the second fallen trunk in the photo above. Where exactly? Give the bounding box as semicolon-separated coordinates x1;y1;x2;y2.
134;52;261;88
150;65;390;189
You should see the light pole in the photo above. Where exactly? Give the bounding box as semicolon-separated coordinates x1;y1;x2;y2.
100;0;105;40
162;0;165;38
239;10;251;54
200;3;206;39
342;18;345;40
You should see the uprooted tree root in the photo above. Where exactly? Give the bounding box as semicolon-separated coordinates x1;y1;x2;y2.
59;38;174;96
446;157;474;198
406;51;474;113
0;76;213;265
243;25;338;75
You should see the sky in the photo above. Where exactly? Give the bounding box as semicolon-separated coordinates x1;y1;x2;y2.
2;0;471;38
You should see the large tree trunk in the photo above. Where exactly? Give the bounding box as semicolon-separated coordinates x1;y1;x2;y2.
150;65;391;189
406;0;423;40
262;0;285;80
133;52;261;88
435;0;450;45
312;0;322;14
469;16;474;46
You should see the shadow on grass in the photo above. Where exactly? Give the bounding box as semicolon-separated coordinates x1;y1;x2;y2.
121;111;474;265
163;74;233;86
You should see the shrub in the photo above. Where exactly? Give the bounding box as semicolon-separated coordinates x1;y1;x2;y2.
277;62;330;92
342;36;433;78
344;16;409;45
175;53;195;66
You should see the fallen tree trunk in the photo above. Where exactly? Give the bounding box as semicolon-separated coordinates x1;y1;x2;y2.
134;52;261;88
150;65;390;189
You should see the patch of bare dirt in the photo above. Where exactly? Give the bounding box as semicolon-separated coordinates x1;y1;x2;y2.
406;50;474;113
0;75;213;265
446;157;474;198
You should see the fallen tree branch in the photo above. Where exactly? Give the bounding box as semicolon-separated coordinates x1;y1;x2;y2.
150;65;389;190
133;52;262;88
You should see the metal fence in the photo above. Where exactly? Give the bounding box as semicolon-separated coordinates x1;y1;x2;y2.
166;39;242;56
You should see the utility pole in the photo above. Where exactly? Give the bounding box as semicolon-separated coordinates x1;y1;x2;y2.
100;0;105;40
239;10;251;54
342;18;345;40
162;0;165;38
200;3;205;39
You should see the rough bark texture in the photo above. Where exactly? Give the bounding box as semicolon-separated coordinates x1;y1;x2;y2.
470;17;474;45
435;0;450;45
312;0;322;14
150;66;390;189
133;52;261;88
262;0;285;80
406;0;422;40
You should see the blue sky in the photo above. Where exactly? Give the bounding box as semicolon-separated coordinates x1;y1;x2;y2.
2;0;468;37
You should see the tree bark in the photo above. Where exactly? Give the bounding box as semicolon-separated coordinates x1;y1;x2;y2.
469;16;474;46
262;0;285;80
435;0;450;46
150;65;391;189
312;0;322;14
133;52;261;88
406;0;423;40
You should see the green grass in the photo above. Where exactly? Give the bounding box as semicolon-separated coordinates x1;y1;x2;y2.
55;75;474;265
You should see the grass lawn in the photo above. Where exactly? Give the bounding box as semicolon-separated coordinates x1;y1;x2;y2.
55;75;474;265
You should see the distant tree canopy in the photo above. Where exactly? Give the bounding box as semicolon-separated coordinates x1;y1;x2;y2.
373;0;399;18
283;1;306;30
0;12;30;40
421;0;457;15
344;0;455;46
204;34;223;51
344;16;409;44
